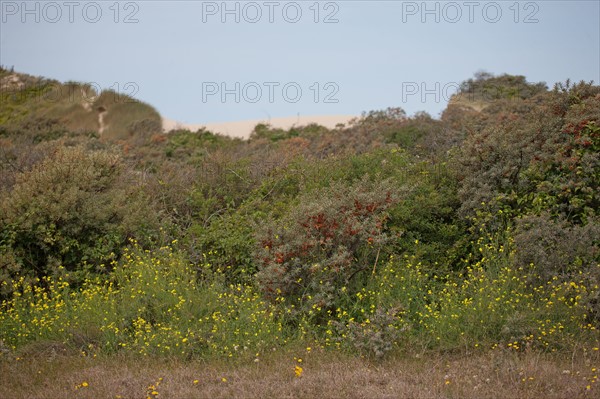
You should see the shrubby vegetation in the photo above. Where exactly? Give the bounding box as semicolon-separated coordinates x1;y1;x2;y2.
1;68;599;378
0;146;161;292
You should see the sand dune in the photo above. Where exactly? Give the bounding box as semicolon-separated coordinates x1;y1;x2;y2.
162;115;358;139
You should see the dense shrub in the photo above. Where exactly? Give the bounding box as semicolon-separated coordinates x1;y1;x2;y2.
140;160;199;232
0;146;159;290
163;129;240;162
254;177;399;321
453;81;599;223
458;71;547;101
513;214;599;284
186;210;257;282
385;160;466;270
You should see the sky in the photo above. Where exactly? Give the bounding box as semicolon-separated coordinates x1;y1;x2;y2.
1;0;599;124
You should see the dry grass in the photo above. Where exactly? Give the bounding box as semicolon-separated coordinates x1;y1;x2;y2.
1;347;598;399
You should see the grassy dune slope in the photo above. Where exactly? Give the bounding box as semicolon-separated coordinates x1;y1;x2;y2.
0;68;161;141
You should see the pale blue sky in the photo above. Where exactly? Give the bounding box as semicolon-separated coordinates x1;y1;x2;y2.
1;1;599;123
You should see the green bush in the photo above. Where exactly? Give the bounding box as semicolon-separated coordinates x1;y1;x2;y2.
458;71;547;101
513;214;599;282
386;160;466;271
186;210;257;283
0;146;159;290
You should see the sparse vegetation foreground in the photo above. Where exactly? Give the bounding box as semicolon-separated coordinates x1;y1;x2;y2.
1;68;599;397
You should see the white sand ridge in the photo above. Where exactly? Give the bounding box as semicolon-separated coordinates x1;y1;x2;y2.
162;115;358;139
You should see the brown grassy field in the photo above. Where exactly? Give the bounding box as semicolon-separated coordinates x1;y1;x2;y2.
2;347;598;399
